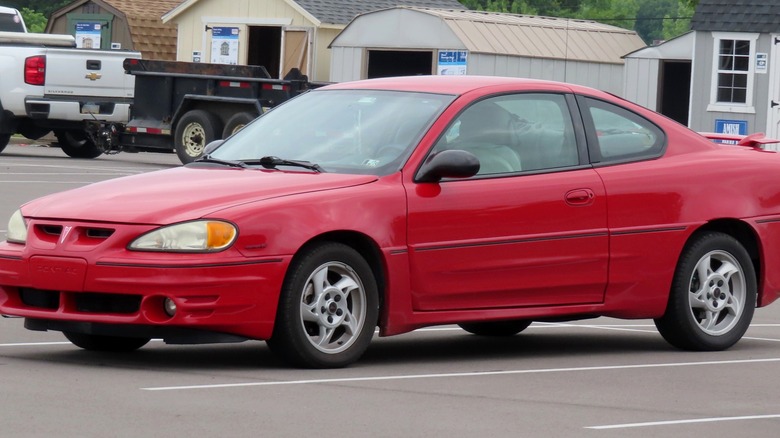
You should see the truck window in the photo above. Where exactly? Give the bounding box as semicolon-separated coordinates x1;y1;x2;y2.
0;9;26;32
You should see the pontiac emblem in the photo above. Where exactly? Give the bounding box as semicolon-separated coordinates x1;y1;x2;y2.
85;72;102;81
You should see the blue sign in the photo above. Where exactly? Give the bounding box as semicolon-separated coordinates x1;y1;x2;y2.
715;119;748;135
438;50;468;75
212;27;239;39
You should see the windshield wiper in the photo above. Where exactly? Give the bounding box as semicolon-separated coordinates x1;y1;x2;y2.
194;155;247;168
243;156;324;173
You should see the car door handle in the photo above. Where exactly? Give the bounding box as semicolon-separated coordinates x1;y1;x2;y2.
565;189;595;206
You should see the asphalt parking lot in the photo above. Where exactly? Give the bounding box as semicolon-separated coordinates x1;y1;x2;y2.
2;141;780;437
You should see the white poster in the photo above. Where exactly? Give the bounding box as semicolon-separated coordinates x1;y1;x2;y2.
211;27;240;65
437;50;468;75
75;22;101;49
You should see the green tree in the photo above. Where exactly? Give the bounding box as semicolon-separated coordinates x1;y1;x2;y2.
20;7;47;33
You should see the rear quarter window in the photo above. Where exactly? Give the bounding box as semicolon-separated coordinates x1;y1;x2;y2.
579;96;666;164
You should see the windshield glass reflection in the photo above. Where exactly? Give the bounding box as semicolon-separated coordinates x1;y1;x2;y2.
210;89;455;175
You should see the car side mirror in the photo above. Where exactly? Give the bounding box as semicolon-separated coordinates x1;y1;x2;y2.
416;149;480;182
203;140;225;156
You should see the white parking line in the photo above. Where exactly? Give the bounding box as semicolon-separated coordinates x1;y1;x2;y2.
0;341;71;347
586;414;780;430
140;357;780;391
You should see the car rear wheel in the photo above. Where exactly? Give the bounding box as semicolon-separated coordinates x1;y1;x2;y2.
268;243;379;368
175;110;222;164
458;320;532;336
63;332;150;352
55;130;102;158
654;232;756;351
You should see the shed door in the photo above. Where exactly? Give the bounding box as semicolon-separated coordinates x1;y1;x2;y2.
768;34;780;140
281;29;310;78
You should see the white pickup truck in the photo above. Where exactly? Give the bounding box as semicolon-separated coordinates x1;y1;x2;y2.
0;30;140;157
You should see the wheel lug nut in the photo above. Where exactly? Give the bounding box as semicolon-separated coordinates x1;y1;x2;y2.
718;280;724;287
321;306;326;313
720;293;726;299
334;295;341;302
327;316;333;323
336;309;343;316
325;293;331;300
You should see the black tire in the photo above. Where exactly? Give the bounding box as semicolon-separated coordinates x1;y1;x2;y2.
54;130;102;159
654;231;756;351
459;320;532;337
174;110;222;164
222;112;256;138
63;332;150;352
267;242;379;368
0;133;9;153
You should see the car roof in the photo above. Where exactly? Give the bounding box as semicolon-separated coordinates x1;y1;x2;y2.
320;75;597;96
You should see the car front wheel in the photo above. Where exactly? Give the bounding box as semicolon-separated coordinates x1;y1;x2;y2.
655;231;756;351
268;243;379;368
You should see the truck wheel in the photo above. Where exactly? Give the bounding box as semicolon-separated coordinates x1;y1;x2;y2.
0;134;10;153
55;130;102;159
222;112;256;138
175;110;222;164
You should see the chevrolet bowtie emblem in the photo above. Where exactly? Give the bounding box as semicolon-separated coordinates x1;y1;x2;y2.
85;72;102;81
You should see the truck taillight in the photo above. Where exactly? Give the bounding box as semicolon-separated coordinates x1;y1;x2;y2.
25;55;46;86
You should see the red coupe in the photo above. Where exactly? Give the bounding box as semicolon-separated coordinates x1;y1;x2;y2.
2;76;780;368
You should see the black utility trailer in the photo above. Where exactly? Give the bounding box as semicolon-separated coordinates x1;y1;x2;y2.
89;59;320;164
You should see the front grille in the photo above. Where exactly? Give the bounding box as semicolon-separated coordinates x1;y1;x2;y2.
75;292;141;314
20;288;60;309
18;288;141;314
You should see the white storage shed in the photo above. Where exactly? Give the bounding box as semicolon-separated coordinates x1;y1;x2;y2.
622;32;694;125
329;7;647;95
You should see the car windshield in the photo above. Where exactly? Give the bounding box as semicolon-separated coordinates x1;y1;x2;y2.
209;89;455;175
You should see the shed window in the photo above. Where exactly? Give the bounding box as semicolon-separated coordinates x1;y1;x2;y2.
708;32;758;114
716;39;750;103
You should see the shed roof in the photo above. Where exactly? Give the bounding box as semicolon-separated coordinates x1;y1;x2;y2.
48;0;180;60
336;7;646;65
163;0;464;26
691;0;780;33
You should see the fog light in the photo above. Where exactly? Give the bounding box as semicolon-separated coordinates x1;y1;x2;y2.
163;298;177;317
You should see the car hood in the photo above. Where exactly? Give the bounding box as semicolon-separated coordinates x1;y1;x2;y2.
22;166;378;224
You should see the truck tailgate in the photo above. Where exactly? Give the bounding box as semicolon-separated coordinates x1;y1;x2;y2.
43;49;139;99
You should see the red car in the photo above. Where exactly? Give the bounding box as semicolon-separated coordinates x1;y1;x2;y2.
2;76;780;368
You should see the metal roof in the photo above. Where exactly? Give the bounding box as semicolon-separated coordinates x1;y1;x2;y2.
295;0;464;25
164;0;465;26
376;7;647;64
691;0;780;33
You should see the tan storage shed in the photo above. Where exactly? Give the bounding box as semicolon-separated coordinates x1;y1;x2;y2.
162;0;463;81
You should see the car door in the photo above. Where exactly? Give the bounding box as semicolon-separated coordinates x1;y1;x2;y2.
405;93;608;311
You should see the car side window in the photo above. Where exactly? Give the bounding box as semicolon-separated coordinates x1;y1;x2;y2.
431;93;579;176
582;97;665;163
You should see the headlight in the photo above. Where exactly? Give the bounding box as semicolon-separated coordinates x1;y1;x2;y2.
6;209;28;244
129;220;237;252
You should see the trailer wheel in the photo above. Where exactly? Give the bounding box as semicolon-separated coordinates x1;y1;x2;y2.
55;130;102;159
222;112;256;138
175;110;222;164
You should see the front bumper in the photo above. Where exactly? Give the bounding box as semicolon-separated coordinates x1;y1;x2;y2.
0;223;289;341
